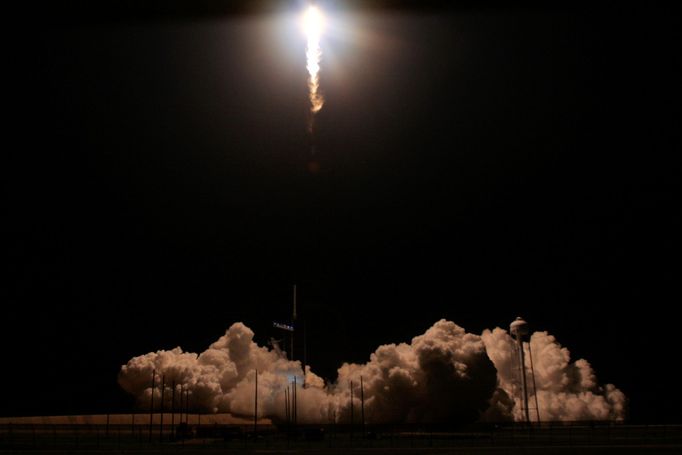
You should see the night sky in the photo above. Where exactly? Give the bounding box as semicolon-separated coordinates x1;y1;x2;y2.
5;1;680;423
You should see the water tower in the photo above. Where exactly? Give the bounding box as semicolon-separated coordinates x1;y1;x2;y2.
510;317;540;423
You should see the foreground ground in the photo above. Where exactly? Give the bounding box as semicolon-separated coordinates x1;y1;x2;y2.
2;421;680;454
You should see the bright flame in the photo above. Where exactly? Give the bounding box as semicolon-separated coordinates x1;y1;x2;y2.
303;5;325;123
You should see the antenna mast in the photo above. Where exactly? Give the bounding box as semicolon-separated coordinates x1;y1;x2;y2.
291;284;297;361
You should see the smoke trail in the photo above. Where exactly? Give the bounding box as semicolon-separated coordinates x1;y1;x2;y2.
119;320;626;423
303;4;324;132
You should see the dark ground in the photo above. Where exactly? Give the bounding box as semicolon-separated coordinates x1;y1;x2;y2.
2;422;682;453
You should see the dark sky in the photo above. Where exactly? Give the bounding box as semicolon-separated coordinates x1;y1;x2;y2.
5;1;680;422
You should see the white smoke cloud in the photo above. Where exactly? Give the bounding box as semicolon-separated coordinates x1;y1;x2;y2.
331;320;497;424
119;320;626;423
481;328;627;421
119;323;304;418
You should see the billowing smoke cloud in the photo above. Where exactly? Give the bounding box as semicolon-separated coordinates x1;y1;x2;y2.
333;320;497;424
481;328;626;421
119;320;626;423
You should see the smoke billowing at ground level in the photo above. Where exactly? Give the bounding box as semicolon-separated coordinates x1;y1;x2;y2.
119;320;626;424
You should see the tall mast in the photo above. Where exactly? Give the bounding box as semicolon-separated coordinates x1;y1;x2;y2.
291;284;297;361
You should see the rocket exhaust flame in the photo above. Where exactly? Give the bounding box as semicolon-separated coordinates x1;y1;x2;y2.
303;5;325;131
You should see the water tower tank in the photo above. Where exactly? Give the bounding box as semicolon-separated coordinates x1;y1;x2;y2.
510;317;529;338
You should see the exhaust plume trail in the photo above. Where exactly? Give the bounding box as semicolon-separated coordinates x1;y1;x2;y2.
303;4;324;131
